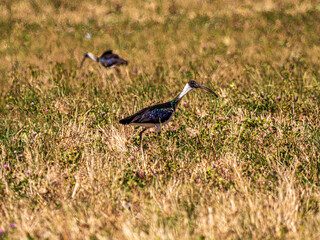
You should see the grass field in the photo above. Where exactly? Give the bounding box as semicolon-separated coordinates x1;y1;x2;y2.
1;0;320;239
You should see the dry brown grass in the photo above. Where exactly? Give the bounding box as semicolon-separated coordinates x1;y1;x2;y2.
1;0;320;239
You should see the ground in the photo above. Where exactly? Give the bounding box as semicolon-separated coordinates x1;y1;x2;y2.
1;0;320;239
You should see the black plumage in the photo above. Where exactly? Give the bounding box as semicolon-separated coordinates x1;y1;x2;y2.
80;50;128;69
119;102;173;125
119;80;218;153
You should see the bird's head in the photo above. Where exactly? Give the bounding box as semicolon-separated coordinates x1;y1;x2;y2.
85;53;98;61
80;52;98;69
187;80;218;97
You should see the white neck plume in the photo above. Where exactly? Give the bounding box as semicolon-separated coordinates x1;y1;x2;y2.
177;83;193;100
87;53;98;61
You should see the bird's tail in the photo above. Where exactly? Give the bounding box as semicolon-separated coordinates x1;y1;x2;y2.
119;116;133;125
120;58;128;65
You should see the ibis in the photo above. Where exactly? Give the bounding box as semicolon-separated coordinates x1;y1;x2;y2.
119;80;218;152
80;50;128;69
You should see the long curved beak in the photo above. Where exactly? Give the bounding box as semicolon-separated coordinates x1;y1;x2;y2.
198;84;218;98
79;54;88;69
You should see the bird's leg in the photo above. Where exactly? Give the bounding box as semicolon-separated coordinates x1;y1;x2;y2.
156;124;162;143
157;124;162;134
139;128;148;154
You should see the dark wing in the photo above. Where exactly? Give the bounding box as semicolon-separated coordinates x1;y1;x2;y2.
120;102;172;125
100;57;128;68
100;50;122;60
100;50;115;59
135;108;173;124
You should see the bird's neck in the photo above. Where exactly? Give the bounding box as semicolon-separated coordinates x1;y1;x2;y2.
171;84;193;110
87;53;98;62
